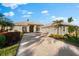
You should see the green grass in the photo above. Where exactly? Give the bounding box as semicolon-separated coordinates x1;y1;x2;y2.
0;43;19;56
64;34;79;47
49;34;79;47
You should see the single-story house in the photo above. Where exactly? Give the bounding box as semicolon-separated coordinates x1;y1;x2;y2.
40;22;79;35
12;21;43;33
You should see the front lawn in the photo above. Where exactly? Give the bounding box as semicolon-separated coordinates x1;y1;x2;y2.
64;34;79;47
0;43;19;56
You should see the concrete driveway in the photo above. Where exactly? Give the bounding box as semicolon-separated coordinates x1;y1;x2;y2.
17;33;79;56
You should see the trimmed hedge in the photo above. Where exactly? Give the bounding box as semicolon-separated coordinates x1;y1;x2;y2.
0;35;6;48
0;32;21;48
49;34;64;39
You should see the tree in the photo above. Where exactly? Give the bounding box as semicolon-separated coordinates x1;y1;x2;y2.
68;25;76;33
0;13;4;17
75;26;78;39
27;19;29;22
5;18;14;31
52;20;63;34
68;17;73;23
0;13;14;32
67;17;78;39
67;17;74;34
0;13;5;31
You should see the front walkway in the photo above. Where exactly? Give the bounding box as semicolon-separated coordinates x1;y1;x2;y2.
17;33;79;56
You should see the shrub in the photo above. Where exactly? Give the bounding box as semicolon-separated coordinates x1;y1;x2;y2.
0;35;6;48
5;32;21;46
49;33;79;46
49;34;64;39
0;32;21;48
14;30;24;39
20;32;24;39
64;34;79;46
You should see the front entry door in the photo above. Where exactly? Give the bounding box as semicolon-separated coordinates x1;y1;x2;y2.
29;25;34;32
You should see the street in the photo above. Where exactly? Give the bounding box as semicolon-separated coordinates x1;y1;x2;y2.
17;33;79;56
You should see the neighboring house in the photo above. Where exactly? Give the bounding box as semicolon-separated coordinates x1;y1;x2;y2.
12;21;43;33
40;22;79;35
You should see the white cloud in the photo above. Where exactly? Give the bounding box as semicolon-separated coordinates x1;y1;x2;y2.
51;16;56;19
22;11;33;18
19;10;33;19
51;16;67;20
4;11;14;16
71;21;79;26
1;3;27;9
41;10;48;14
19;10;33;15
20;10;27;14
71;18;79;26
22;14;31;18
55;17;66;20
2;3;18;9
27;12;33;15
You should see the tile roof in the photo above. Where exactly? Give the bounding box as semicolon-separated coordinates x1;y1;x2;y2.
42;22;79;28
15;21;43;26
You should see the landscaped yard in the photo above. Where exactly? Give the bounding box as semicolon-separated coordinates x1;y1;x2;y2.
0;32;23;56
49;34;79;47
64;34;79;47
0;43;19;56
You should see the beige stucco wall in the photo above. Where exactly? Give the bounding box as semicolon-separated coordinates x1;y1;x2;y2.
12;26;23;32
37;26;42;32
12;25;42;32
59;26;68;35
40;26;69;35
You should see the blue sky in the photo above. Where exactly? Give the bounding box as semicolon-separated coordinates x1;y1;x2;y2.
0;3;79;25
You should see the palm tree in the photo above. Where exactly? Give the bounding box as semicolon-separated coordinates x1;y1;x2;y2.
68;17;73;23
52;20;63;34
0;13;4;17
0;13;5;32
5;18;14;31
67;17;74;34
67;17;78;39
75;26;78;39
0;13;14;32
